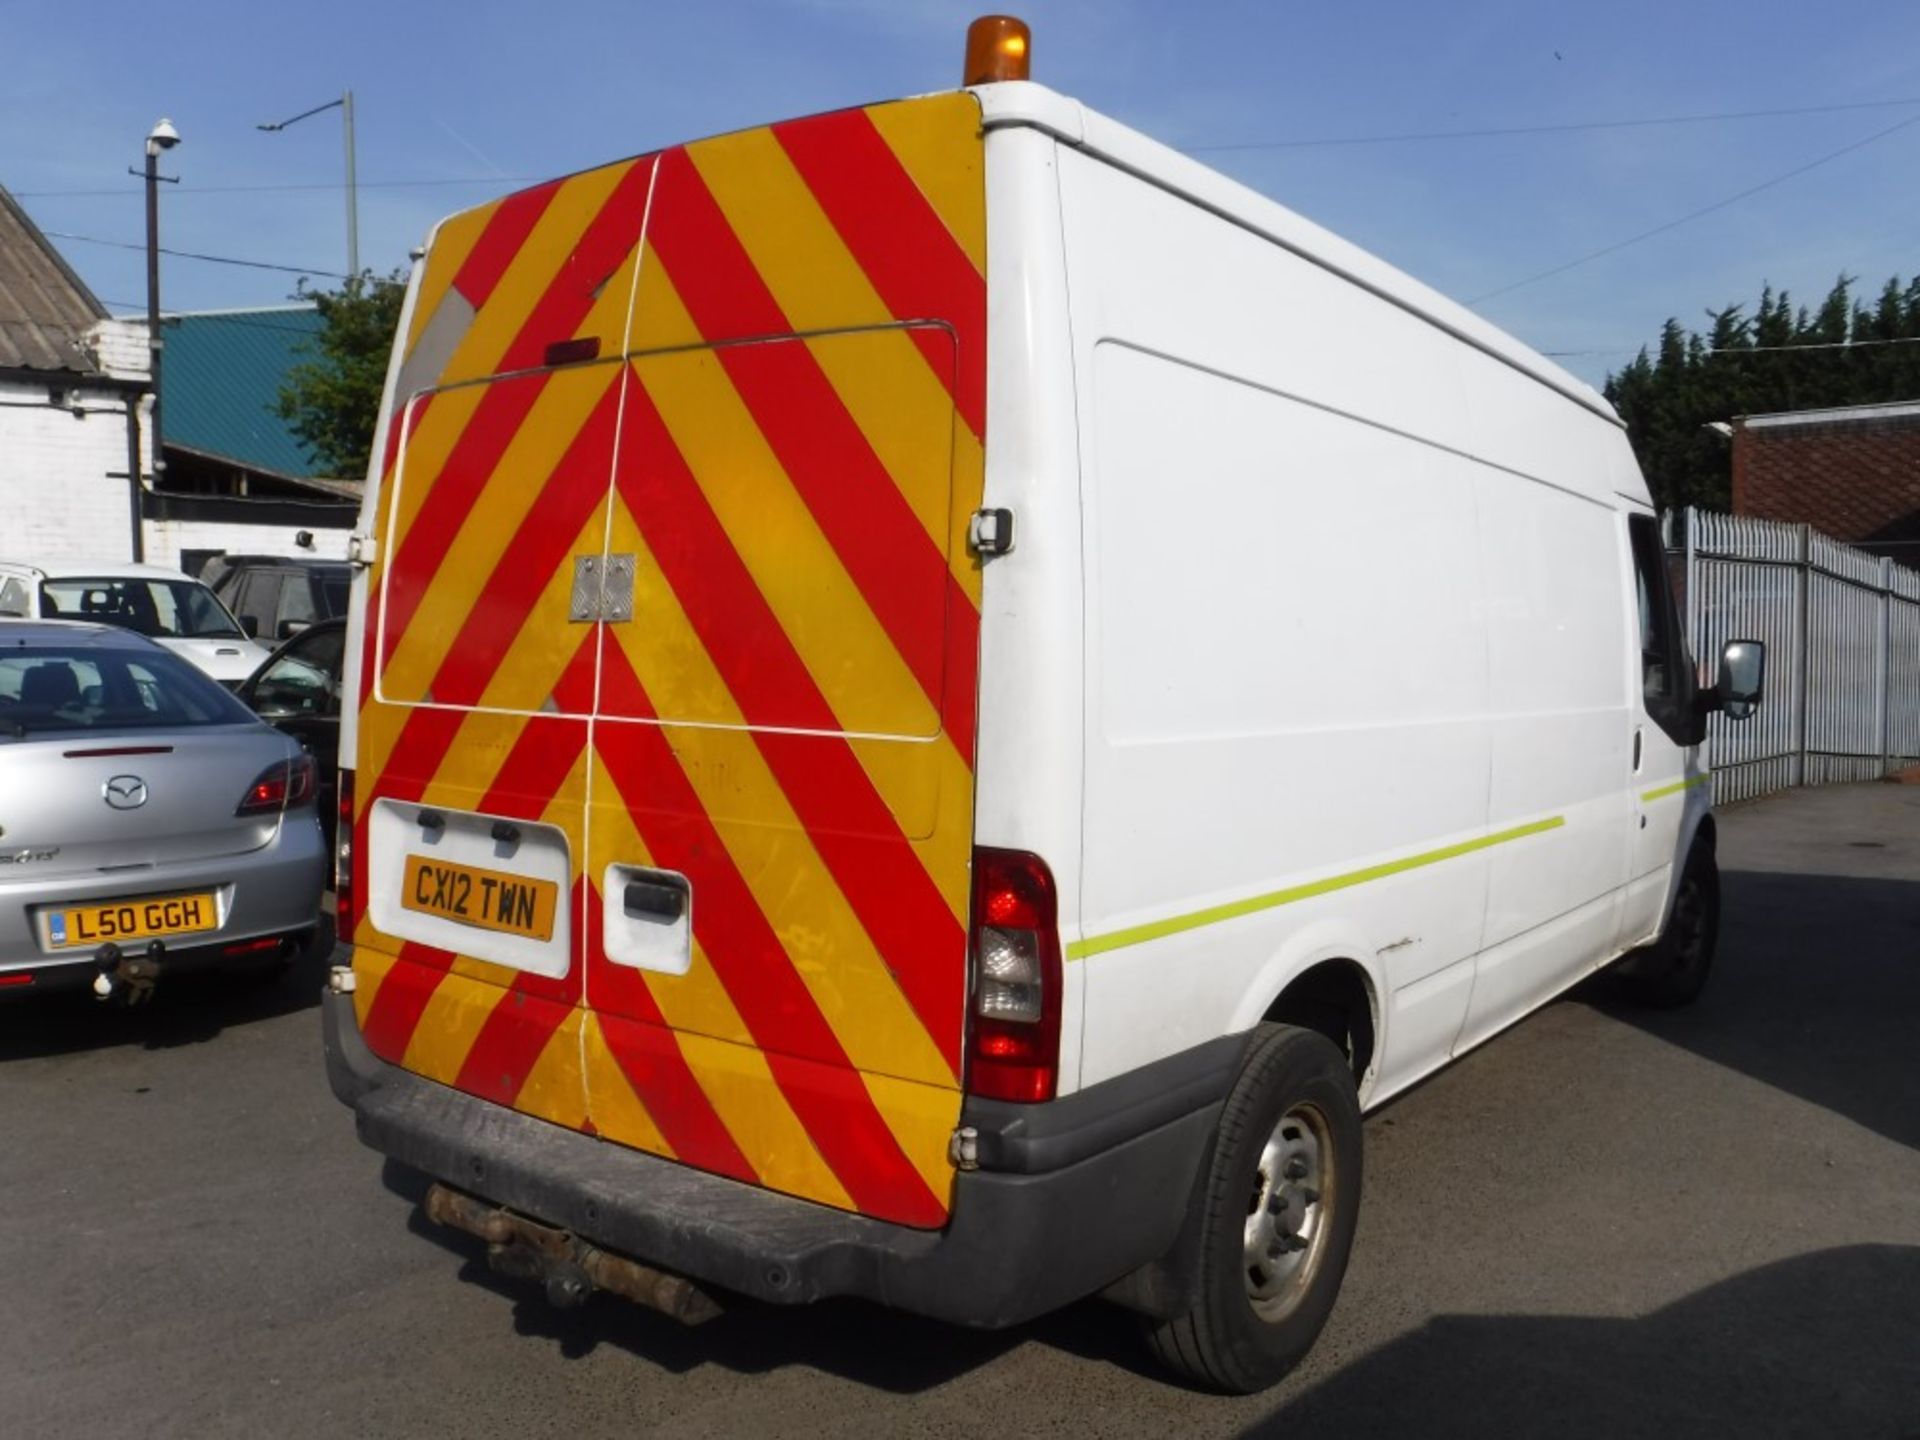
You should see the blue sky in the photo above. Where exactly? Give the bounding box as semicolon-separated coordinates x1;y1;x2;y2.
6;0;1919;388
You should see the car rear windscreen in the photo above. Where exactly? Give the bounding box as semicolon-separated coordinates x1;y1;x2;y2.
40;578;246;640
0;644;255;736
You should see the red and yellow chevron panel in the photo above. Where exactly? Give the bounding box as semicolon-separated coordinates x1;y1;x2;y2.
348;91;985;1229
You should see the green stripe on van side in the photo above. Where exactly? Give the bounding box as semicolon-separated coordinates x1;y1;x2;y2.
1640;774;1711;803
1064;816;1565;962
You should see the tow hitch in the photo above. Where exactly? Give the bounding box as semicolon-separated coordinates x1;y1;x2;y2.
422;1183;722;1325
92;941;164;1005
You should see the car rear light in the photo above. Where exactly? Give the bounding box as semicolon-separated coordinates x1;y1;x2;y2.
0;974;34;988
236;754;316;816
335;768;357;945
222;937;283;957
967;847;1062;1103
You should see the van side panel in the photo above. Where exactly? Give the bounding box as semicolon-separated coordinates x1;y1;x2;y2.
1454;473;1631;1050
348;95;986;1229
1057;145;1640;1103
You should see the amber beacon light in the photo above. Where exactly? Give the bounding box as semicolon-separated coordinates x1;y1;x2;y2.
964;15;1031;85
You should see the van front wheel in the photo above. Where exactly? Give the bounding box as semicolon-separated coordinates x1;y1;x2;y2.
1147;1023;1362;1394
1616;846;1720;1009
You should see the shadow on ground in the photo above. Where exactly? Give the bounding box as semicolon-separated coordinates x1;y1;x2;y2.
1582;869;1920;1150
0;914;333;1060
380;1157;1155;1393
1246;1245;1920;1438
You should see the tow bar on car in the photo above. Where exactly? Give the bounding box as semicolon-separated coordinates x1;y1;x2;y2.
422;1182;723;1325
92;941;164;1005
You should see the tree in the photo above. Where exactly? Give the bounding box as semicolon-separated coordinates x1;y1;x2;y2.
1605;273;1920;510
275;269;407;480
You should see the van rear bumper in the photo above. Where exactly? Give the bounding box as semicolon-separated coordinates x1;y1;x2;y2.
323;987;1239;1328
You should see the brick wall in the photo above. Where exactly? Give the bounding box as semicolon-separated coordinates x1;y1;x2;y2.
1732;408;1920;555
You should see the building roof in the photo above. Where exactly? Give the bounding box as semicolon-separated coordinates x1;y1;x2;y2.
163;306;327;479
0;184;107;374
1739;400;1920;430
1731;398;1920;553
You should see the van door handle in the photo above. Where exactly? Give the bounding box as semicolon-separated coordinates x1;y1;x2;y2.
1632;728;1643;771
624;880;686;922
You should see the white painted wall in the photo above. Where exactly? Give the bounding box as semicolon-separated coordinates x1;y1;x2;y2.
143;518;350;572
0;376;146;566
5;319;352;574
90;317;150;381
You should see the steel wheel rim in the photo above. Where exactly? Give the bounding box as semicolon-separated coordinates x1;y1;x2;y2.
1671;872;1708;972
1243;1101;1334;1322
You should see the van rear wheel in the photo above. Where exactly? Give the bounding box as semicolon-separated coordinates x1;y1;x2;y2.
1146;1023;1361;1394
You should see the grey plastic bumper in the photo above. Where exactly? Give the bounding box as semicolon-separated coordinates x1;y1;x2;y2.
322;986;1237;1328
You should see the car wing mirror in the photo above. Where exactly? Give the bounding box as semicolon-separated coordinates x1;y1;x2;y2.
1715;638;1766;721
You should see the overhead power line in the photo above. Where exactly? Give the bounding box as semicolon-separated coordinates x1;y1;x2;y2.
14;175;534;199
40;229;348;279
15;96;1920;201
1470;110;1920;306
1190;95;1920;152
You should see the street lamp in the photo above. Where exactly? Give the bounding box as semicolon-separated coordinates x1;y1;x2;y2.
140;117;181;543
257;91;358;277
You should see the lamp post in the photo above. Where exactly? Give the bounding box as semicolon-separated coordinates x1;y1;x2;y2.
139;117;181;554
257;91;358;277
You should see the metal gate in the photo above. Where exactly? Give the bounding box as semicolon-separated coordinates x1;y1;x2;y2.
1667;508;1920;804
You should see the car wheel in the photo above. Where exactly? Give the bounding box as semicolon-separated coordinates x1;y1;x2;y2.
1146;1023;1362;1394
1616;845;1720;1009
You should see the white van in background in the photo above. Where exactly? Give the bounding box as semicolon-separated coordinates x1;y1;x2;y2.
323;17;1767;1394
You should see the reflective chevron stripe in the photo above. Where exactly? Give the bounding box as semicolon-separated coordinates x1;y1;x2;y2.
349;92;985;1230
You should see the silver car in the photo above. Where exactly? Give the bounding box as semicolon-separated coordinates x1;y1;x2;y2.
0;620;327;1000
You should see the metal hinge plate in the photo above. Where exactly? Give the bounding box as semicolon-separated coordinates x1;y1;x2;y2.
347;532;379;568
569;552;637;623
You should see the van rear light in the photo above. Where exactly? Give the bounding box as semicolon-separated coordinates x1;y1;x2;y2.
967;847;1061;1103
335;769;357;945
236;754;317;815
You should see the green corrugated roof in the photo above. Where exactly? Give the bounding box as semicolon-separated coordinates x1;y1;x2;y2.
162;306;326;478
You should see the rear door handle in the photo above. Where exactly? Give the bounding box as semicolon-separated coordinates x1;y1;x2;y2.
624;880;686;922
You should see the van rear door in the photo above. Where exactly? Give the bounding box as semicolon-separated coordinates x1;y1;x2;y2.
351;154;652;1135
580;100;986;1229
350;95;987;1231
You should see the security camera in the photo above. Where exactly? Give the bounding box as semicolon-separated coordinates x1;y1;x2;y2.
147;118;181;152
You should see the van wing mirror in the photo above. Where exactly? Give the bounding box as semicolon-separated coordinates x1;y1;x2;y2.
1714;638;1766;721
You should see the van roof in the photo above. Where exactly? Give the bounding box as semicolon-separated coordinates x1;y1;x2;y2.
972;82;1621;429
410;82;1619;431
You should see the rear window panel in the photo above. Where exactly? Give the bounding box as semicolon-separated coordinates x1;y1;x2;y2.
0;645;254;735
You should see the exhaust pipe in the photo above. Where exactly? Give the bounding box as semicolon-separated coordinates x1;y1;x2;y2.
423;1183;721;1325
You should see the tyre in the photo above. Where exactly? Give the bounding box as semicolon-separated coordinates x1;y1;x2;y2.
1146;1023;1362;1394
1615;845;1720;1009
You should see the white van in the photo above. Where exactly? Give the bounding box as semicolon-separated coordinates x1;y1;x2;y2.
322;18;1765;1392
